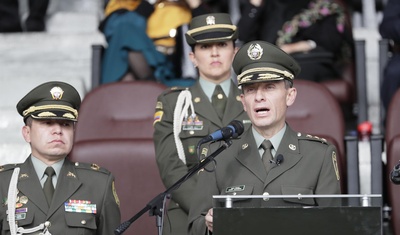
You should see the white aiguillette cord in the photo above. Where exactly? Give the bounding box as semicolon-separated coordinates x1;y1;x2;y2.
7;167;19;235
173;89;195;164
7;167;52;235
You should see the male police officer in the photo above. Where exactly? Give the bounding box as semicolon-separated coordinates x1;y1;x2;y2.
0;81;120;234
188;41;341;234
153;13;250;235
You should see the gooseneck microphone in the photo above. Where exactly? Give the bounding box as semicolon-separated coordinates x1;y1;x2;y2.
198;120;244;145
269;154;284;166
390;161;400;184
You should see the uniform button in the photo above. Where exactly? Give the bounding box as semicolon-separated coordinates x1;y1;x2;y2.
44;221;51;227
176;203;180;207
298;193;302;200
189;131;194;135
81;220;86;225
262;192;269;201
232;192;237;196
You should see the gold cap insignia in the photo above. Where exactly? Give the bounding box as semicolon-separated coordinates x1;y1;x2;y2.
247;43;263;60
50;86;64;100
206;16;215;25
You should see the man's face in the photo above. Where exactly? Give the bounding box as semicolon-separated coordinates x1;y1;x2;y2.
22;119;75;163
240;80;296;135
189;41;237;83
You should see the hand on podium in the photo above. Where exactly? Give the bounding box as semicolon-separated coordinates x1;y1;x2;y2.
205;208;214;232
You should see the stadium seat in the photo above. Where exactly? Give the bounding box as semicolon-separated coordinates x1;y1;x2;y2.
69;81;167;235
72;81;166;141
385;88;400;235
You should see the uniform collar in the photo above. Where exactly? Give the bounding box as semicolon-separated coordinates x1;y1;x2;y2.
199;77;232;101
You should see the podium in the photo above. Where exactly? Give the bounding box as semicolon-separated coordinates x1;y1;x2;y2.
213;194;382;235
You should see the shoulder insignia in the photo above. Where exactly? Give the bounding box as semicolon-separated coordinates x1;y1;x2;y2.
299;133;328;145
74;162;110;174
161;86;187;96
332;151;340;181
0;164;19;173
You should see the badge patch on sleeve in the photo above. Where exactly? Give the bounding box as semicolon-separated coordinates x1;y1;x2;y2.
332;152;340;181
153;111;163;126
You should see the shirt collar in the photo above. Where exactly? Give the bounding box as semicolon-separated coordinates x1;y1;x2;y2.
199;77;232;101
253;124;287;155
31;155;65;180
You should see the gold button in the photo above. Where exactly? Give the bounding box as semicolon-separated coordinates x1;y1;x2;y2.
81;220;86;225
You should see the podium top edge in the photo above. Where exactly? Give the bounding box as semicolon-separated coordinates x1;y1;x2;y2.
213;194;382;199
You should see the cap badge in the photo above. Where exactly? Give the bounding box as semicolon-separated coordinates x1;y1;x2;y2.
50;86;64;100
247;43;263;60
206;16;215;25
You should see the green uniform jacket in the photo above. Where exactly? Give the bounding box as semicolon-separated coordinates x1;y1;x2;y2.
188;126;341;235
153;81;250;235
0;156;121;235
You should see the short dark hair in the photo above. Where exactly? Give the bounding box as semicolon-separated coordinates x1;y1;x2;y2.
25;117;33;127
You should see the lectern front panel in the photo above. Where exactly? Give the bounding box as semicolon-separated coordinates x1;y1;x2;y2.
214;207;381;235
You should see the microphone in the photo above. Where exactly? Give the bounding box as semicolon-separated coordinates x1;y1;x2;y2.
269;154;284;166
198;120;244;145
390;161;400;184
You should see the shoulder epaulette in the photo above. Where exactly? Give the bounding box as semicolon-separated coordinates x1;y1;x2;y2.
161;86;188;96
0;164;20;173
73;162;110;175
298;132;328;145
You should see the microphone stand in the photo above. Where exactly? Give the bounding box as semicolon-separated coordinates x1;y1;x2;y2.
114;140;233;235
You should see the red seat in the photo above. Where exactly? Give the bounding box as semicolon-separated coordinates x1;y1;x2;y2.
73;81;166;141
287;79;347;192
69;81;167;235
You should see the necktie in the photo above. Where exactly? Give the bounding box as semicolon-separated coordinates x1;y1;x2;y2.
212;85;227;119
261;140;273;171
43;167;55;205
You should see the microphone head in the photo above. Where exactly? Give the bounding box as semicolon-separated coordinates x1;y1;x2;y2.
229;120;244;138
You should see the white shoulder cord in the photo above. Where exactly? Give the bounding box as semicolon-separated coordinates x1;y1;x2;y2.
7;167;51;235
7;167;20;235
173;89;195;164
